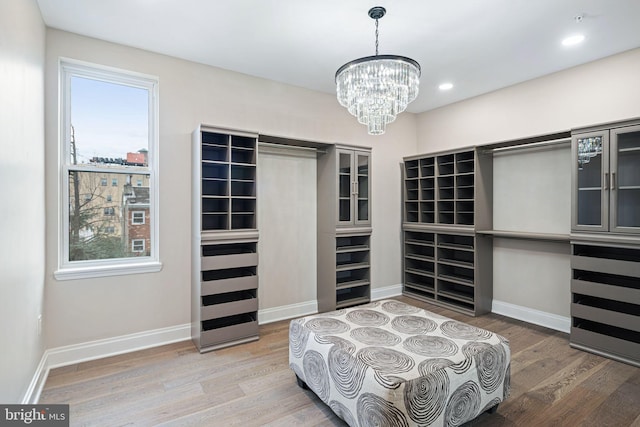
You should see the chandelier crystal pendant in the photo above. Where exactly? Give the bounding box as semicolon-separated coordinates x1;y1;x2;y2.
336;6;421;135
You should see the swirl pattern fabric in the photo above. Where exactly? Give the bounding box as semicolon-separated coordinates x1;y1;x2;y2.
444;381;481;426
404;370;449;425
462;342;508;393
288;318;310;359
328;344;368;398
302;349;331;402
351;327;402;346
289;300;510;427
391;315;437;335
347;309;390;326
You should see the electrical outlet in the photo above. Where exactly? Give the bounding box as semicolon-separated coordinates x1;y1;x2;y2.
37;314;42;336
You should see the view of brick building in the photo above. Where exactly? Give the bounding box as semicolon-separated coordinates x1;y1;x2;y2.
68;150;151;260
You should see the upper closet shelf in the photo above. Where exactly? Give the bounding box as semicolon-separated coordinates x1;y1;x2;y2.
476;230;570;243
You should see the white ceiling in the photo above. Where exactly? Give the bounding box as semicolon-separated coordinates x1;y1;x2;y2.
36;0;640;113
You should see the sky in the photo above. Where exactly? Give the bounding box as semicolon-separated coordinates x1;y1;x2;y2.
71;76;149;163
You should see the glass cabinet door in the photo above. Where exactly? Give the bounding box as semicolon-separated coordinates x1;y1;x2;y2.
337;151;353;224
572;131;609;232
610;125;640;233
355;152;370;225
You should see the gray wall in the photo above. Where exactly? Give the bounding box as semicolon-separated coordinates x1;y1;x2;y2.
43;29;418;349
416;47;640;319
0;0;46;402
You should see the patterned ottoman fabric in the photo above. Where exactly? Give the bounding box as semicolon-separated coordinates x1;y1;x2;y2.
289;300;510;427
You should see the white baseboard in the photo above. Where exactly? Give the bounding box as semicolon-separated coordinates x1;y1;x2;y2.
22;351;49;404
258;284;403;325
492;300;570;333
371;284;403;301
258;300;318;325
26;323;191;404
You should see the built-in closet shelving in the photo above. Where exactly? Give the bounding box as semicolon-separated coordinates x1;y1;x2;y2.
404;151;477;226
318;144;372;313
403;227;492;314
569;118;640;366
335;232;371;308
570;241;640;367
403;120;640;366
402;148;493;316
192;126;259;352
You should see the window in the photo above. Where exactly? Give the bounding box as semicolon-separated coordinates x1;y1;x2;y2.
56;59;160;280
131;211;145;225
131;239;145;253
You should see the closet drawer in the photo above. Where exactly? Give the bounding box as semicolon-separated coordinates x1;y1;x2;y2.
571;326;640;367
201;252;258;270
201;294;258;321
571;255;640;277
571;279;639;303
201;314;258;347
571;303;640;332
202;275;258;296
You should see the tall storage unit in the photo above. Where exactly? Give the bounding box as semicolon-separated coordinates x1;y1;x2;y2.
192;125;259;352
402;148;493;316
318;145;372;312
570;119;640;366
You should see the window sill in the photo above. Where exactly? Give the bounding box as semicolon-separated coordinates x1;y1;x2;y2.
54;261;162;281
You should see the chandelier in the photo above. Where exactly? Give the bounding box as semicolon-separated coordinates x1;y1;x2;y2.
336;6;421;135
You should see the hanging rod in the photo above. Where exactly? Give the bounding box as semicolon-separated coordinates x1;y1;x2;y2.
485;137;571;154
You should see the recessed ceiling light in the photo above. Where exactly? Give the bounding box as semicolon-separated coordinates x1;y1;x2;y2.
439;82;453;91
562;34;585;46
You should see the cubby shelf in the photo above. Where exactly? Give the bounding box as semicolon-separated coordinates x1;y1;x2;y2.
198;131;257;232
404;149;481;227
402;227;492;315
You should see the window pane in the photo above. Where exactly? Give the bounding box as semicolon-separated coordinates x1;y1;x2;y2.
132;239;145;252
70;76;149;167
68;170;151;261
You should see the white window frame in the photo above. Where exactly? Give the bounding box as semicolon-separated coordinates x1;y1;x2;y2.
55;58;161;280
131;211;145;225
131;239;145;253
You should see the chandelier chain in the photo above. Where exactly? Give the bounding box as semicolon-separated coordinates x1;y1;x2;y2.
375;18;379;56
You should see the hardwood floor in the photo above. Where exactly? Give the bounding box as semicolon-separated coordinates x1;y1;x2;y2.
40;296;640;426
